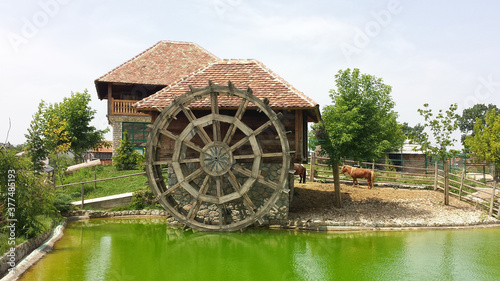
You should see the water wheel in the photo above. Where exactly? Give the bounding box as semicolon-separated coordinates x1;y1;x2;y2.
145;81;291;232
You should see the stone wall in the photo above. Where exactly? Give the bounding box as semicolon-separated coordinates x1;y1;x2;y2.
0;226;55;278
108;115;151;157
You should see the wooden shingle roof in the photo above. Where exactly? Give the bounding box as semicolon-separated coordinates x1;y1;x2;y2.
95;41;220;99
134;59;320;121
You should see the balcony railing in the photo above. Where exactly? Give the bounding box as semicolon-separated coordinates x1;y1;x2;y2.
110;99;147;116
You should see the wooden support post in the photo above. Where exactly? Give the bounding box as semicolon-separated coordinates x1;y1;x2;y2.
444;161;449;205
309;152;316;182
81;183;85;210
434;162;438;191
295;110;303;163
333;159;342;208
459;166;465;200
107;83;113;116
489;180;497;217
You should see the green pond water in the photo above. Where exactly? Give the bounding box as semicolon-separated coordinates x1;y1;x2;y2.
19;219;500;281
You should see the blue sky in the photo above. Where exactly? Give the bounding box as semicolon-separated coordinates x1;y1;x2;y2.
1;0;500;147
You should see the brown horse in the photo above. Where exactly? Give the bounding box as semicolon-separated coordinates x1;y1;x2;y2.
294;164;307;183
341;165;375;189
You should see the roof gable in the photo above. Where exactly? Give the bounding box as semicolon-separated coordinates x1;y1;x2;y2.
135;59;319;115
95;41;220;99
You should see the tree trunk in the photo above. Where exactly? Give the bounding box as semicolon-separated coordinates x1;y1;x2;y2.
333;158;342;208
444;160;449;205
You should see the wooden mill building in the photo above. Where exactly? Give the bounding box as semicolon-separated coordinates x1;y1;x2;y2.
95;41;321;230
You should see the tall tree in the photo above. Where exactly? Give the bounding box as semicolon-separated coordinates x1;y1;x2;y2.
314;68;405;207
412;103;460;205
413;103;460;161
465;108;500;181
26;90;108;170
402;122;425;143
57;90;109;163
458;103;498;147
25;102;50;172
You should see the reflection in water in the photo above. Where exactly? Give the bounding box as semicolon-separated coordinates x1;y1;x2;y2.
85;236;111;281
292;242;328;280
18;219;500;281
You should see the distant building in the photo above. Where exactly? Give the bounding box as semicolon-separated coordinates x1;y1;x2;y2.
387;141;428;173
91;141;113;164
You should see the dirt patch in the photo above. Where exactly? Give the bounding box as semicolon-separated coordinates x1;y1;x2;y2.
289;182;498;226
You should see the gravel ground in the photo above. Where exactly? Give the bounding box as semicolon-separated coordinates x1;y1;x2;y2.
288;182;499;228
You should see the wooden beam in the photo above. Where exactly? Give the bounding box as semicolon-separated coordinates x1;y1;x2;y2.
107;83;112;116
295;110;303;162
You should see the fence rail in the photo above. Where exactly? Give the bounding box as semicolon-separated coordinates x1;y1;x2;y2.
308;154;500;219
56;168;168;209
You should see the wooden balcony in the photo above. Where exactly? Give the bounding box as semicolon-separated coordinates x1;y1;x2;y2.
110;99;147;116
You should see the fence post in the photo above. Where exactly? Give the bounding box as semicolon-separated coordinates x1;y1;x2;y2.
434;161;438;191
489;180;497;217
444;161;449;205
483;165;486;182
459;166;465;200
81;183;85;210
309;152;316;182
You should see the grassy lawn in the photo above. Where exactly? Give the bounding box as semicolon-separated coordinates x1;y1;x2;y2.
59;165;153;201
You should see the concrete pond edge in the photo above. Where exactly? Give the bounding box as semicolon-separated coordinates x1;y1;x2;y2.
0;223;65;281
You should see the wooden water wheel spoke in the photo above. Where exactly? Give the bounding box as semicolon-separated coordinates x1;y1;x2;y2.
226;170;256;213
188;199;202;220
160;168;204;197
229;120;273;152
159;128;203;153
160;181;182;197
179;103;211;145
232;164;257;179
187;175;211;220
215;176;222;197
233;152;283;160
210;92;222;142
257;177;279;190
226;170;243;194
154;158;200;165
223;98;250;145
145;82;290;232
232;164;278;190
180;158;201;164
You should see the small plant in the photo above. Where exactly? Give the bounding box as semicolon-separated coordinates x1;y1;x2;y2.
130;189;161;210
53;190;73;213
113;132;144;170
384;157;396;172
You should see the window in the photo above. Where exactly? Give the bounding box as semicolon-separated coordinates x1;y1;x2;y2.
122;122;149;154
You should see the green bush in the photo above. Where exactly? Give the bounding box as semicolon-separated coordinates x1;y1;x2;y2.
113;132;144;170
1;148;60;238
130;189;161;210
53;190;73;212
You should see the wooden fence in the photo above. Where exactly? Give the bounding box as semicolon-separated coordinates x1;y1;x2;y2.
57;171;148;209
308;154;500;219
